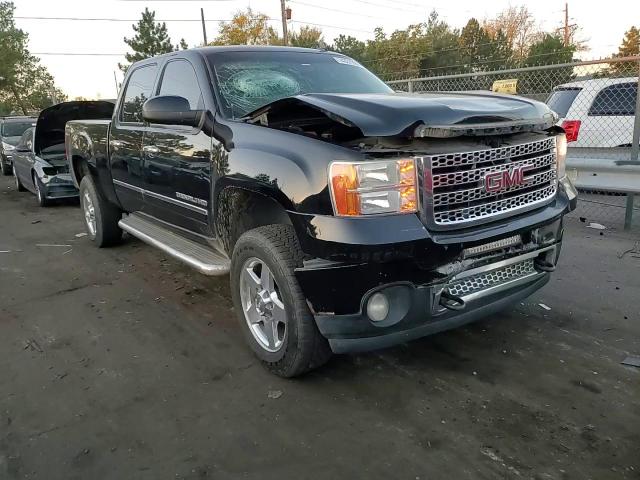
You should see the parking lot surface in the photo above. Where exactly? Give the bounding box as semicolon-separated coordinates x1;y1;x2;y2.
1;174;639;480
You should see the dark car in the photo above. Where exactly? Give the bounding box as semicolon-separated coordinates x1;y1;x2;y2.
13;101;114;206
66;46;577;377
1;116;37;175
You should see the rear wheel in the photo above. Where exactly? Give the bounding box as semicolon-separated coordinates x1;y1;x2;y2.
79;175;123;247
14;169;26;192
231;225;331;377
34;173;49;207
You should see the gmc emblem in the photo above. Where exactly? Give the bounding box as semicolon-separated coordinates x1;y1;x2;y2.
484;165;532;193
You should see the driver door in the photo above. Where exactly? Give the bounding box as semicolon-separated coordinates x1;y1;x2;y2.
142;59;212;235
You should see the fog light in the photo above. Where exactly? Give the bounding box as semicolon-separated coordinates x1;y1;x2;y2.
367;292;389;322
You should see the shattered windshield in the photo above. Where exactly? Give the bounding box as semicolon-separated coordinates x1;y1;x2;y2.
207;51;392;119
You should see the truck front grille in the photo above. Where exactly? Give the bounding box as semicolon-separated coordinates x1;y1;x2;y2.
421;137;557;229
447;258;537;298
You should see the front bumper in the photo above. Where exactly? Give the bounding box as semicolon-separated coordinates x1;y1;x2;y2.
295;194;571;353
41;173;79;199
313;243;557;353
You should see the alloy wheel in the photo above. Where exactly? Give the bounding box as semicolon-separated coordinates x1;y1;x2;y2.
82;191;97;236
239;257;287;353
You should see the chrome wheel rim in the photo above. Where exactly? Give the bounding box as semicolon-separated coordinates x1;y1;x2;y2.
82;191;97;236
239;257;287;353
36;179;43;203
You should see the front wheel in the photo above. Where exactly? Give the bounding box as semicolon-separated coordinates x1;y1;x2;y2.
1;158;12;176
34;173;49;207
14;169;26;191
231;225;331;377
79;175;123;247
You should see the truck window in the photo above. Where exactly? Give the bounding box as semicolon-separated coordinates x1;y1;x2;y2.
158;60;204;110
120;64;158;123
588;82;637;116
545;87;581;118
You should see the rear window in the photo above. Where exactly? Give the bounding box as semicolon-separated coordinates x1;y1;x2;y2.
546;88;581;117
588;82;637;116
2;121;35;137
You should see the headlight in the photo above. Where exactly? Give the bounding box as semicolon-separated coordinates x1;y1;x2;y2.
329;158;417;216
2;142;15;152
555;133;567;179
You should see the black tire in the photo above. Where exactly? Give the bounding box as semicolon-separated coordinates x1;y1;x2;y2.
0;158;12;176
14;169;26;191
79;175;123;247
231;225;332;377
34;173;50;207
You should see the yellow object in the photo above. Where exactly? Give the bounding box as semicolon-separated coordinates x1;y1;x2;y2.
492;79;518;94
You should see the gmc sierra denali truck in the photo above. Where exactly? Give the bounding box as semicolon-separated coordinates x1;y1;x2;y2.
66;46;577;377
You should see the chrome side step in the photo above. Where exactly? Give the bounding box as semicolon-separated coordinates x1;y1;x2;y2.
118;213;230;276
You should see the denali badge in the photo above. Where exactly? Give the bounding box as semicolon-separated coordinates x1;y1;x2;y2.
176;192;208;207
484;165;532;193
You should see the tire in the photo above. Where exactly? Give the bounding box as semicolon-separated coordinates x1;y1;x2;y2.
79;175;123;247
34;173;50;207
1;158;11;176
231;225;331;377
14;169;26;192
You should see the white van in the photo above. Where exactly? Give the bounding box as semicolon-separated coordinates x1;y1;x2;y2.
546;77;638;148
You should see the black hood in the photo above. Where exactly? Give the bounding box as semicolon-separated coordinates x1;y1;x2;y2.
248;92;558;137
35;100;115;155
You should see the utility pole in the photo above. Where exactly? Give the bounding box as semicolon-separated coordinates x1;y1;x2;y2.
280;0;288;46
563;3;569;47
201;8;208;46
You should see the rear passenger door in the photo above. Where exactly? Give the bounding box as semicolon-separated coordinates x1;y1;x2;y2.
142;59;212;235
110;63;158;212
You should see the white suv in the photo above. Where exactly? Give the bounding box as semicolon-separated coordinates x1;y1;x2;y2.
546;77;638;148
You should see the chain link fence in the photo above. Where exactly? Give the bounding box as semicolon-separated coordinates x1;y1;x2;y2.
388;57;640;231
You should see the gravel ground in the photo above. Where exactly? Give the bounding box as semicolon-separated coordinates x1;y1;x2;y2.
1;173;639;480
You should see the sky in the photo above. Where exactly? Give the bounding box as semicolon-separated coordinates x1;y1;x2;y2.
12;0;640;99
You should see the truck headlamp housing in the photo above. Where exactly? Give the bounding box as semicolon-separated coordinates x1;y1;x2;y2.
2;142;15;152
555;133;567;179
329;159;417;216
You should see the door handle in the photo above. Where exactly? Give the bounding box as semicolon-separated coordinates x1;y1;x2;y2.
110;140;123;148
143;145;159;155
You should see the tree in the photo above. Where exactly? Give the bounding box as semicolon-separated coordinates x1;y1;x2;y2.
290;26;323;49
523;34;575;66
610;26;640;74
458;18;493;71
484;6;538;59
211;8;279;46
332;34;367;63
417;11;461;75
0;1;65;114
119;8;187;72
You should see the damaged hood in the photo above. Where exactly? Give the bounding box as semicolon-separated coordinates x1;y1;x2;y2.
35;100;115;155
249;92;558;137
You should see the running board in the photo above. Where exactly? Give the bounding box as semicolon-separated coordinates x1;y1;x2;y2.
118;213;230;276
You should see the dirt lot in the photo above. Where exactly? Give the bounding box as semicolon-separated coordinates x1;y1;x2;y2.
1;173;639;480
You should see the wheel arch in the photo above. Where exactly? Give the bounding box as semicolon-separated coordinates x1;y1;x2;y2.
215;186;295;255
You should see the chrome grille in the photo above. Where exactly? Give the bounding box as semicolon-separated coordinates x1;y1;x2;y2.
422;137;558;229
447;259;537;297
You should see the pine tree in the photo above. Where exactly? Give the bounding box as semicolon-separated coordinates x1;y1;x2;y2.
611;26;639;74
119;8;178;72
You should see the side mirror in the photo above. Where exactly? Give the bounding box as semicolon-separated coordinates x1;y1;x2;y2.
142;95;205;128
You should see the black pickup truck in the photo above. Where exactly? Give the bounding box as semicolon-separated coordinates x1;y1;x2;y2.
66;46;577;377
